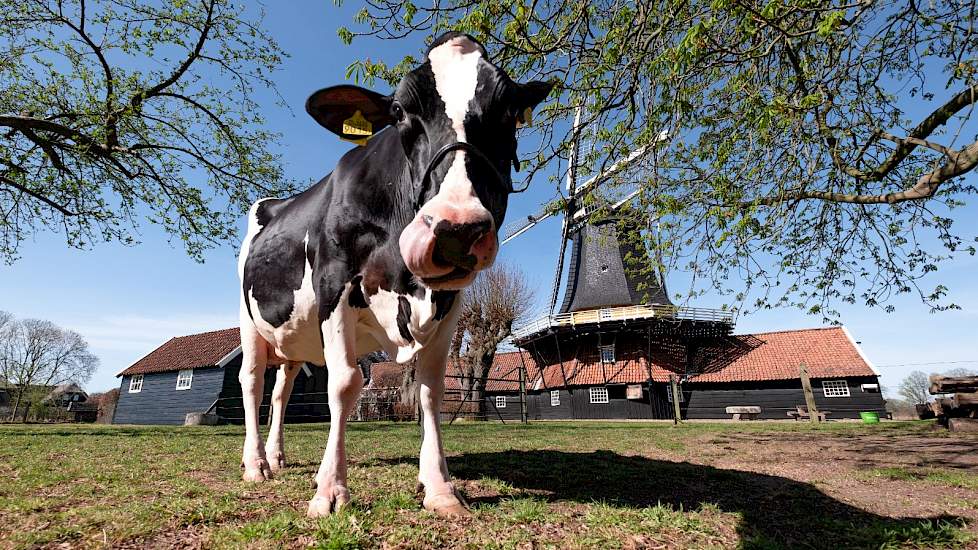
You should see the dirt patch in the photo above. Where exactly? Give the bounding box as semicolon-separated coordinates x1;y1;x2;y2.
681;425;978;532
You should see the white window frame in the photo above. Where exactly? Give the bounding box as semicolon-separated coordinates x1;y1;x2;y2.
822;379;850;398
495;395;506;408
589;386;609;404
599;344;615;364
550;390;560;407
128;374;143;393
175;369;194;391
667;386;684;403
599;308;612;321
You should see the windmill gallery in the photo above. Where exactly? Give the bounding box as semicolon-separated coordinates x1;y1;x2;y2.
113;131;886;425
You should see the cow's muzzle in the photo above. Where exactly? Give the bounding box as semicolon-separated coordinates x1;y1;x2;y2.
400;216;496;289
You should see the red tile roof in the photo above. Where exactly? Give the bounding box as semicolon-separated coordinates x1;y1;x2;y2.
117;328;240;376
683;327;876;383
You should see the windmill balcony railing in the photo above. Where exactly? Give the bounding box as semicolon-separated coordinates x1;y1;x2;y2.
511;303;734;341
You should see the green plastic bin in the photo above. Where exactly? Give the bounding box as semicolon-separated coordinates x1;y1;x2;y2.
860;411;880;424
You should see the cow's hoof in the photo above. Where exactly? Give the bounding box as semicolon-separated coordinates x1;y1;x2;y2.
242;458;273;482
423;485;471;518
266;450;286;472
307;486;351;518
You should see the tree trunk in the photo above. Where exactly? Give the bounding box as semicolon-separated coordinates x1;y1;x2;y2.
399;362;417;407
475;351;495;420
10;388;24;422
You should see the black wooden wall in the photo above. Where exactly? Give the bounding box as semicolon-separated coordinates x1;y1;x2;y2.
217;356;331;424
113;367;224;425
683;377;885;420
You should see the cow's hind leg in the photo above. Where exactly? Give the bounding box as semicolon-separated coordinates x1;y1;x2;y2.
240;319;272;482
308;326;363;517
265;361;300;472
416;331;469;517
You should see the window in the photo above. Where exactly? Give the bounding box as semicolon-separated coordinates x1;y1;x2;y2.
550;390;560;407
822;379;850;398
495;395;507;408
599;344;615;364
667;386;684;403
599;308;612;321
589;386;609;404
175;369;193;390
129;374;143;393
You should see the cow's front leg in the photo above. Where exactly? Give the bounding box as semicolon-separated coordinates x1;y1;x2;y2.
416;325;469;517
265;361;300;472
308;322;363;517
239;320;272;482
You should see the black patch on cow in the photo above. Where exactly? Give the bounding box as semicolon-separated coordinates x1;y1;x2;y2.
348;275;368;308
396;297;414;343
432;291;457;320
242;198;307;327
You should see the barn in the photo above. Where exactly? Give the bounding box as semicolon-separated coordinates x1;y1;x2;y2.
512;326;885;421
114;328;331;425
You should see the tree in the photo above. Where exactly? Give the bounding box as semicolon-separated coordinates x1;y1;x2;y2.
942;367;977;378
0;0;293;262
450;264;533;418
345;1;978;319
897;370;930;405
0;315;99;421
90;387;119;423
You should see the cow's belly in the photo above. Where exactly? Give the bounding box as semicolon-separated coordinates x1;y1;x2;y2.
247;278;450;366
251;303;326;365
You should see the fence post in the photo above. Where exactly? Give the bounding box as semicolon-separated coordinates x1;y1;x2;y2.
519;355;528;424
799;363;821;423
670;375;682;425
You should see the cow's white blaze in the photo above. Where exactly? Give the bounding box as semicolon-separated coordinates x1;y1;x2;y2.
427;36;482;203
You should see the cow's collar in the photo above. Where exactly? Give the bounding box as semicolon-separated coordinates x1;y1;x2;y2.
413;141;510;210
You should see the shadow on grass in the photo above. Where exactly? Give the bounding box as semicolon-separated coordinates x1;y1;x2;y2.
429;450;964;549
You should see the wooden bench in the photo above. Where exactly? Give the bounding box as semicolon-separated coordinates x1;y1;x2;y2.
725;406;761;420
787;405;830;422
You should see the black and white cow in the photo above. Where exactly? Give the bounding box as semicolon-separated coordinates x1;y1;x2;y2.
237;32;552;518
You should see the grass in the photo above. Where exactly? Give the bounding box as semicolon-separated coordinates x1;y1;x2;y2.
867;466;978;490
0;420;972;549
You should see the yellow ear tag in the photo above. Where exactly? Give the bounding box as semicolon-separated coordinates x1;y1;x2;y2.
516;106;533;128
341;110;372;146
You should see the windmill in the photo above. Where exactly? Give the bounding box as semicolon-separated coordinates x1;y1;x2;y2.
502;107;679;324
500;110;735;422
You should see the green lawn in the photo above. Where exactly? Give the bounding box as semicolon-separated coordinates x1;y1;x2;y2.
0;421;973;549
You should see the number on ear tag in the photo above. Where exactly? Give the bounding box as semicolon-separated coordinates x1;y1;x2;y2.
341;110;372;146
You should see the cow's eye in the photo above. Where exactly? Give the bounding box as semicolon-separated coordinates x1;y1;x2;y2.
391;103;405;122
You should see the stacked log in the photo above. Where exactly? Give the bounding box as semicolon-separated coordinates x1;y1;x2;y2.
928;375;978;432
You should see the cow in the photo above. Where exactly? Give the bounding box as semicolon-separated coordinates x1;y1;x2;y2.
237;32;552;518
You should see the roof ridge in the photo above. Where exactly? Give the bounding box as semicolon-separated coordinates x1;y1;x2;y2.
171;326;238;339
736;326;842;337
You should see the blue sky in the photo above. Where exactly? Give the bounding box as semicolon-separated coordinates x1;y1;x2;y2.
2;1;976;395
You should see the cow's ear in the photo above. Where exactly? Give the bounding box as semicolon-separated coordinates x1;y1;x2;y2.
306;85;394;144
515;80;555;127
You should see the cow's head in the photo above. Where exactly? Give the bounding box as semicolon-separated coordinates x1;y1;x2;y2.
306;32;553;290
